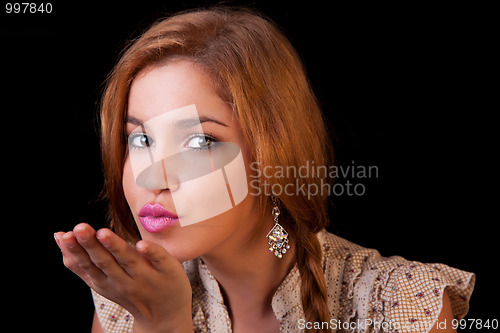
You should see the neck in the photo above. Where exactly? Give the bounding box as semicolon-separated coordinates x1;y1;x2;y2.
201;214;296;316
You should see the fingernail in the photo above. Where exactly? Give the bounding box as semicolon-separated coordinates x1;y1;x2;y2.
74;225;89;242
96;232;110;247
62;233;75;248
136;241;147;253
54;233;61;249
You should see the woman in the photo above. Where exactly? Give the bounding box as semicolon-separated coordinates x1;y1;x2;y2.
54;7;474;333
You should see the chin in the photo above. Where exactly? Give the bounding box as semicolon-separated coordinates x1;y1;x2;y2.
162;240;203;262
139;228;209;263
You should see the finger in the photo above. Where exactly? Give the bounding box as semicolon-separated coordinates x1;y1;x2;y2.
58;231;107;287
54;232;63;250
55;232;84;276
136;240;175;273
73;223;133;282
95;228;144;279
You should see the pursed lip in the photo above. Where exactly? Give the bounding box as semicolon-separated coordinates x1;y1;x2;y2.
138;203;179;233
139;203;178;218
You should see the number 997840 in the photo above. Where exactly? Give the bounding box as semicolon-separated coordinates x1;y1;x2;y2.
5;3;52;14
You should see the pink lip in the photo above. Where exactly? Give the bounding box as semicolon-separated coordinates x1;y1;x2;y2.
138;203;178;233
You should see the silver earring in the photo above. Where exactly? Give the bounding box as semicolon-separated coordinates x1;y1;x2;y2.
266;196;290;258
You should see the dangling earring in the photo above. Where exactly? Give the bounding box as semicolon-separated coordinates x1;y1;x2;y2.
266;196;290;258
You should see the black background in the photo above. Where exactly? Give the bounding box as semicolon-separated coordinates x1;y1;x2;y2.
2;1;496;331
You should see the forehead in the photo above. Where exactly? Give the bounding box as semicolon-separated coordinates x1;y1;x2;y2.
128;59;232;122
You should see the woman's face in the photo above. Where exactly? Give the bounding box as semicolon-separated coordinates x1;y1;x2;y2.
123;59;261;262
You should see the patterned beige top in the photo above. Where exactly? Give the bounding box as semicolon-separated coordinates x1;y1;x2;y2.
91;230;475;332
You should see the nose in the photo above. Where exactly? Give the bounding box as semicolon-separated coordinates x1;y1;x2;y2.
164;182;180;192
149;183;180;196
135;158;180;191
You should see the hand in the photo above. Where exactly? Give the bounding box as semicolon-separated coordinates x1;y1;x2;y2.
55;223;193;333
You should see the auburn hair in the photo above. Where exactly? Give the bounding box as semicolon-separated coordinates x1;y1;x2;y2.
100;7;332;332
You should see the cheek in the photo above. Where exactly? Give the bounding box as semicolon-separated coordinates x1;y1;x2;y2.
122;156;140;212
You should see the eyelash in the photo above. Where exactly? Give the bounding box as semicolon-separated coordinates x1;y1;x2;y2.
127;132;154;150
126;132;220;150
185;133;220;151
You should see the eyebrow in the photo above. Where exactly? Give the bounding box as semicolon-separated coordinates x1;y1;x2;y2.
177;116;228;128
126;115;228;128
126;116;143;126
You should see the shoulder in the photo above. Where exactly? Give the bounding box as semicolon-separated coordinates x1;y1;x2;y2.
319;230;475;332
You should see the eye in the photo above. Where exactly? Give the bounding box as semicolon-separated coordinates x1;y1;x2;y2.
128;133;154;149
185;134;218;150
